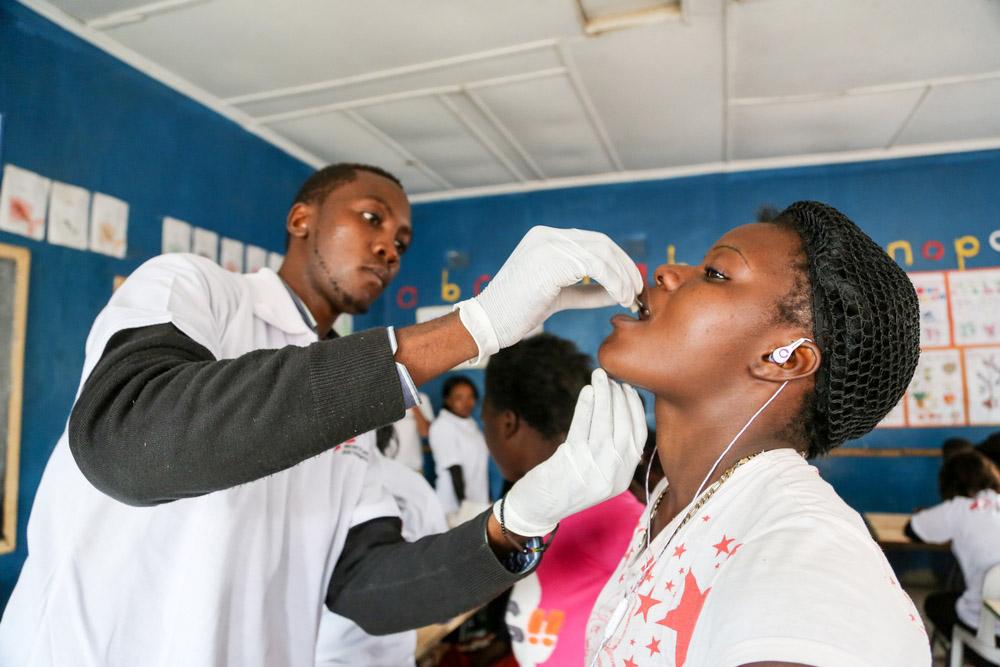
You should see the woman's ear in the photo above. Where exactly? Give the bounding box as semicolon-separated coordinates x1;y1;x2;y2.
750;339;821;382
286;202;314;241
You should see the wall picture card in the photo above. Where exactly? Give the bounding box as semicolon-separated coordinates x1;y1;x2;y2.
0;164;50;240
192;227;219;262
246;245;267;273
220;238;244;273
267;252;284;272
906;348;966;427
949;268;1000;346
909;271;951;348
162;217;192;254
47;181;90;250
88;192;128;258
964;347;1000;426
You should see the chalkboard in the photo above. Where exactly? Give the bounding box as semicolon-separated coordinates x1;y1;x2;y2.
0;243;28;554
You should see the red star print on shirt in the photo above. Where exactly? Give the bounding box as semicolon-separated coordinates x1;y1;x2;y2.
656;569;712;666
633;588;662;622
664;580;674;592
623;657;638;667
713;534;735;556
672;543;687;558
646;636;662;656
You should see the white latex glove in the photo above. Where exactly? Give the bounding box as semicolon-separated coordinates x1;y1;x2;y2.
456;226;643;363
496;368;647;537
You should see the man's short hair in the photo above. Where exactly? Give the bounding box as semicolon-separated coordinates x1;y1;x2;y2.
292;163;403;207
484;334;593;441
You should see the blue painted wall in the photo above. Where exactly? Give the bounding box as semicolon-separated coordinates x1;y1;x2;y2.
0;2;327;608
395;149;1000;514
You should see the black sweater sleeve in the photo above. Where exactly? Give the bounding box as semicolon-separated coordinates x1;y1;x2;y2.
327;510;530;635
68;322;405;506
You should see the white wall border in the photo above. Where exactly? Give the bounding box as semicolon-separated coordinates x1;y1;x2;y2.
409;137;1000;203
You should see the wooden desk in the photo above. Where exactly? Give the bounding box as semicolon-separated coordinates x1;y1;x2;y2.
414;607;479;660
863;512;950;551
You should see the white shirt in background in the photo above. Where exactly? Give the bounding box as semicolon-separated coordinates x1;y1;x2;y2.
316;452;448;667
911;489;1000;631
428;409;490;515
0;255;399;667
586;448;930;667
389;392;433;473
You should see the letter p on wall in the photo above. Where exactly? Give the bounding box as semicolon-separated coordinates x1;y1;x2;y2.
955;235;980;271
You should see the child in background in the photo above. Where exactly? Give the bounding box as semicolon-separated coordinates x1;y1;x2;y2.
480;334;644;667
429;375;490;524
907;450;1000;655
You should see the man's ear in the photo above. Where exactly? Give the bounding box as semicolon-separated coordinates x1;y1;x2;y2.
750;339;821;383
501;409;521;440
286;202;315;242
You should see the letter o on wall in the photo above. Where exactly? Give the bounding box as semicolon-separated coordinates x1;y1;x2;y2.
922;240;945;261
396;286;418;309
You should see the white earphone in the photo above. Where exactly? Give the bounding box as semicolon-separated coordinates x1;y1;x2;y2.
768;337;812;365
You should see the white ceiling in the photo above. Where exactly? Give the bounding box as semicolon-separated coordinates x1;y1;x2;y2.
26;0;1000;199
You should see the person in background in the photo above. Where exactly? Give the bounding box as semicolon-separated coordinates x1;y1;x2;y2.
906;449;1000;657
976;431;1000;469
315;425;448;667
388;393;435;473
942;436;975;461
430;375;491;524
481;334;645;667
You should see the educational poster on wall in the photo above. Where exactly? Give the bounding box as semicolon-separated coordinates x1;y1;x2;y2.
47;181;90;250
162;216;192;254
192;227;218;262
949;268;1000;346
964;347;1000;425
0;242;29;553
89;192;128;258
877;398;906;428
905;349;966;427
246;245;267;273
220;238;244;273
0;164;50;240
267;251;283;272
909;271;951;348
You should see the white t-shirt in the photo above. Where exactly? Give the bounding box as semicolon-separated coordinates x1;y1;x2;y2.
389;392;433;473
428;409;490;515
586;449;930;667
316;452;448;667
911;489;1000;630
0;254;399;667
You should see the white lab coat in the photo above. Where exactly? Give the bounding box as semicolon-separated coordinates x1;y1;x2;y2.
428;409;490;515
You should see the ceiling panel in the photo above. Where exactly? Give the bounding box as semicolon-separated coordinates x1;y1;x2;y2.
568;19;725;169
731;89;925;160
268;112;442;194
99;0;581;98
733;0;1000;99
236;48;563;119
476;75;615;178
357;97;516;188
896;78;1000;146
48;0;157;22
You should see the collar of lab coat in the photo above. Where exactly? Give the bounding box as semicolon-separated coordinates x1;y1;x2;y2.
245;267;316;337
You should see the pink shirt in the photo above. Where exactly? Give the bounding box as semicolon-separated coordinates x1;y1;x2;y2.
506;491;643;666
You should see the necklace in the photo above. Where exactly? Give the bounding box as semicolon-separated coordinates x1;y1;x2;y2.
646;449;764;550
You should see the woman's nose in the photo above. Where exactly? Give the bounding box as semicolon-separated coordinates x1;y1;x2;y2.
653;263;687;291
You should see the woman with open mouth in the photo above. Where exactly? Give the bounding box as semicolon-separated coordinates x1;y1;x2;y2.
585;201;932;666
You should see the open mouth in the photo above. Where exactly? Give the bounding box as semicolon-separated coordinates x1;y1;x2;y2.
636;291;650;321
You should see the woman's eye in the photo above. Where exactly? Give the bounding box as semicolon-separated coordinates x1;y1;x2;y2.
361;211;381;225
395;240;408;254
704;266;728;281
